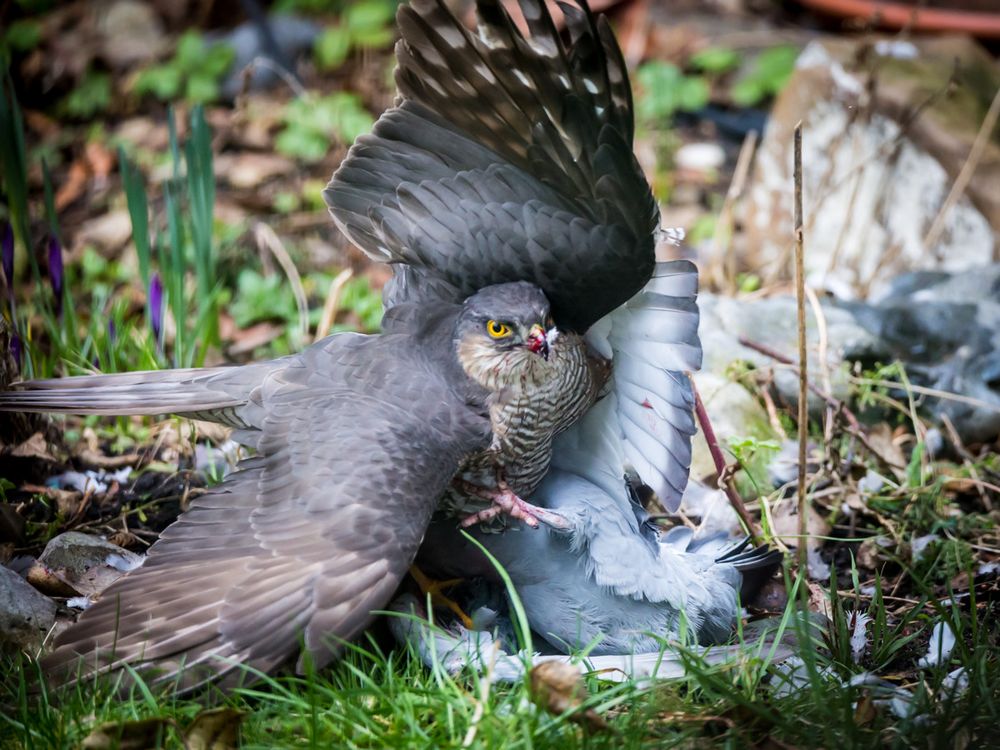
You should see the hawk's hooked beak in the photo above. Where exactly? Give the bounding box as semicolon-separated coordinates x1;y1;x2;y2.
526;324;551;360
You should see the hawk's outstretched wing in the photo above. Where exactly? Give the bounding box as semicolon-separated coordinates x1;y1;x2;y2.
326;0;657;332
36;332;489;691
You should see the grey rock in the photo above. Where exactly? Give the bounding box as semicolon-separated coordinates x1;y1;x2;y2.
839;264;1000;443
738;36;1000;297
698;268;1000;444
36;532;143;599
97;0;168;67
215;14;322;99
0;565;56;653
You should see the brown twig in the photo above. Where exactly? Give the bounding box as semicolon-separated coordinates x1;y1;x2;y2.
254;222;309;341
850;376;1000;414
687;374;761;543
709;129;758;293
923;84;1000;255
315;268;354;342
793;122;809;580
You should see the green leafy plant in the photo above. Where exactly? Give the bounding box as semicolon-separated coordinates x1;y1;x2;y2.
690;46;740;75
60;69;112;119
230;269;299;329
635;61;710;123
275;93;373;162
314;0;397;70
133;31;235;104
338;276;382;332
119;105;222;369
730;45;798;107
0;18;41;62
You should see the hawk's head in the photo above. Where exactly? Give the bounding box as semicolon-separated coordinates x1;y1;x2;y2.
454;282;560;390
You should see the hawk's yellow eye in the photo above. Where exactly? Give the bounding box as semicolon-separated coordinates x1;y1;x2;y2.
486;320;511;338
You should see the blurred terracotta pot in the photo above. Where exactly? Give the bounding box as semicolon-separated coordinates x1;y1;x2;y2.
800;0;1000;38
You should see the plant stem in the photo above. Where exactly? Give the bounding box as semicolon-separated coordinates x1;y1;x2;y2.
793;121;809;583
688;374;761;544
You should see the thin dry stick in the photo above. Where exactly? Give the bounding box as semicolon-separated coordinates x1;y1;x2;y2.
709;130;758;292
254;223;309;340
687;374;761;543
924;84;1000;254
793;122;809;579
850;377;1000;413
759;383;789;441
315;267;354;342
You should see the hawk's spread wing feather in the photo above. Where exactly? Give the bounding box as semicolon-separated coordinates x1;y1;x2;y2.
325;0;657;332
40;334;490;690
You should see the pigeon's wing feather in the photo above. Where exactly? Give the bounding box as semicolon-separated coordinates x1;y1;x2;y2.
42;333;490;691
324;0;657;331
556;260;701;511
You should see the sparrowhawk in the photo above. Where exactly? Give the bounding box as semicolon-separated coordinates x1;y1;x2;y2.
0;0;697;690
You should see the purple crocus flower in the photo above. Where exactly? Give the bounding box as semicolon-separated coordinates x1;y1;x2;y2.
1;221;12;289
10;333;21;369
149;272;163;344
47;235;64;316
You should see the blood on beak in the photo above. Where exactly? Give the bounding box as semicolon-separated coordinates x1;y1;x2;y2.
527;324;549;359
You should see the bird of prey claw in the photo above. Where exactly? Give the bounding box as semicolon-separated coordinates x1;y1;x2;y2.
455;477;570;530
408;566;474;630
0;0;668;691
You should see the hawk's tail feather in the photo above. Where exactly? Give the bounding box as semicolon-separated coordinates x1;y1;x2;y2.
0;363;276;426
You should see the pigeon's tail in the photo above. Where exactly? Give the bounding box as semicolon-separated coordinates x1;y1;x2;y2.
715;541;784;603
0;363;277;427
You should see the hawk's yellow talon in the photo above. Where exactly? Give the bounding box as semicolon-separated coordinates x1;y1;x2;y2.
409;565;475;629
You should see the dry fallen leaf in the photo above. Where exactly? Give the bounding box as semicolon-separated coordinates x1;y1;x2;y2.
81;717;171;750
54;158;90;211
865;424;908;479
185;707;246;750
74;210;134;257
226;321;283;357
530;661;610;734
8;432;59;463
770;501;830;552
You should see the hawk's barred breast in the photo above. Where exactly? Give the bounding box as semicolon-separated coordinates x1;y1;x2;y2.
445;330;605;522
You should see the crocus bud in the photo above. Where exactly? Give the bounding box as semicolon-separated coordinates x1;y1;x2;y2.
10;333;21;368
149;272;163;343
47;235;64;316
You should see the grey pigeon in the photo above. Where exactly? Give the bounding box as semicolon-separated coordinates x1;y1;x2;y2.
0;0;668;690
416;265;781;657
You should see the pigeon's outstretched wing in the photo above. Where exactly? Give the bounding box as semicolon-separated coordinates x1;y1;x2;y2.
7;333;490;691
325;0;657;332
558;260;702;512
